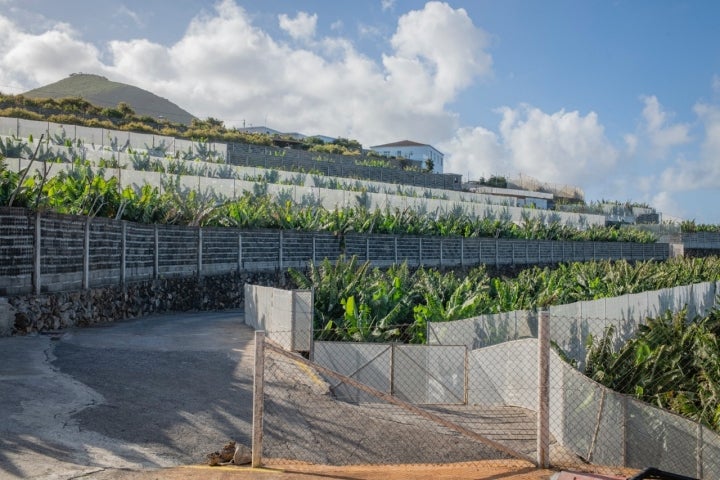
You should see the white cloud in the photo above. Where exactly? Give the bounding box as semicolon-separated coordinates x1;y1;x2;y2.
0;0;492;146
657;103;720;192
381;0;396;12
0;16;104;90
386;1;491;107
442;105;618;188
498;105;618;186
623;133;638;156
115;5;144;28
640;95;691;156
278;11;317;41
439;126;506;181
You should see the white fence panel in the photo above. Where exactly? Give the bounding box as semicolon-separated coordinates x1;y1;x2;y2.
313;342;392;403
244;284;312;352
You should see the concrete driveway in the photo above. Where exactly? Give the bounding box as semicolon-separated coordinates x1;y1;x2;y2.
0;310;256;479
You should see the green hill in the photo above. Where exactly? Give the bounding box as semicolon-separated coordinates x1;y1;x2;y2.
23;73;196;125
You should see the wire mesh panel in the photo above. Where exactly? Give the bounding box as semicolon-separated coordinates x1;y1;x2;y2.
551;356;626;468
124;223;154;280
263;336;532;467
626;402;699;477
397;236;422;266
548;311;720;479
241;231;280;270
419;236;441;266
0;208;33;294
280;230;313;268
40;212;84;292
463;237;481;264
312;232;342;262
702;423;720;479
367;234;396;266
202;227;238;275
314;342;392;403
393;345;466;405
157;224;197;276
88;217;122;287
441;237;462;266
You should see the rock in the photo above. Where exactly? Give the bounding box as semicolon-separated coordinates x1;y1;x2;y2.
0;298;16;337
206;451;221;466
219;441;236;463
206;441;251;466
233;443;252;465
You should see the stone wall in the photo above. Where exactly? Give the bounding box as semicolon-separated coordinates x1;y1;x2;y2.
1;270;289;336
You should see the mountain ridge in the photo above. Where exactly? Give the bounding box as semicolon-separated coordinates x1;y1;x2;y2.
23;73;196;126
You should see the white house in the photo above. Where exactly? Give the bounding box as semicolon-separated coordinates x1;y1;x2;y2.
370;140;445;173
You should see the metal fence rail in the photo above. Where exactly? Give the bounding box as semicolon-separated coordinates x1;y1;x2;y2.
0;207;670;295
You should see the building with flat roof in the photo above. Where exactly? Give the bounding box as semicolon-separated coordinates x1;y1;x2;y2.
370;140;444;173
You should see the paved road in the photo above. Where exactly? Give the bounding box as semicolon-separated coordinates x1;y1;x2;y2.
0;311;256;479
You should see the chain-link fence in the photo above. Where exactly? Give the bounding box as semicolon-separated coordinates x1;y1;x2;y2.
247;312;720;478
254;329;538;470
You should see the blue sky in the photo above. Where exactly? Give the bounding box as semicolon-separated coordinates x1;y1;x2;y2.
1;0;719;223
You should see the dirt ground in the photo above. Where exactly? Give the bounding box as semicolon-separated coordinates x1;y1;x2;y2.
77;459;640;480
78;460;556;479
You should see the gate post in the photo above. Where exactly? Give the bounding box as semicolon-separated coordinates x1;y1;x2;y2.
537;309;550;468
252;330;265;468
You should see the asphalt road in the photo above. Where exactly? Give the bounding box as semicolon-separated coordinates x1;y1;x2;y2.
0;311;256;479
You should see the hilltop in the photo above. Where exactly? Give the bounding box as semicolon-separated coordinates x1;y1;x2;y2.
23;73;196;125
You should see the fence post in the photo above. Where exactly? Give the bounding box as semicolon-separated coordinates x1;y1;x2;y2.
120;221;127;286
697;422;703;479
390;344;395;396
440;239;443;267
394;236;398;264
34;211;42;295
419;237;423;266
526;242;529;265
153;224;159;279
197;227;203;277
279;231;283;270
460;237;465;267
495;239;499;267
366;236;370;262
312;235;316;265
537;309;550;468
621;394;628;466
238;232;243;272
83;216;91;290
252;330;265;468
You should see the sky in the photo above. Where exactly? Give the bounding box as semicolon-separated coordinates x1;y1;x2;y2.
1;0;719;224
